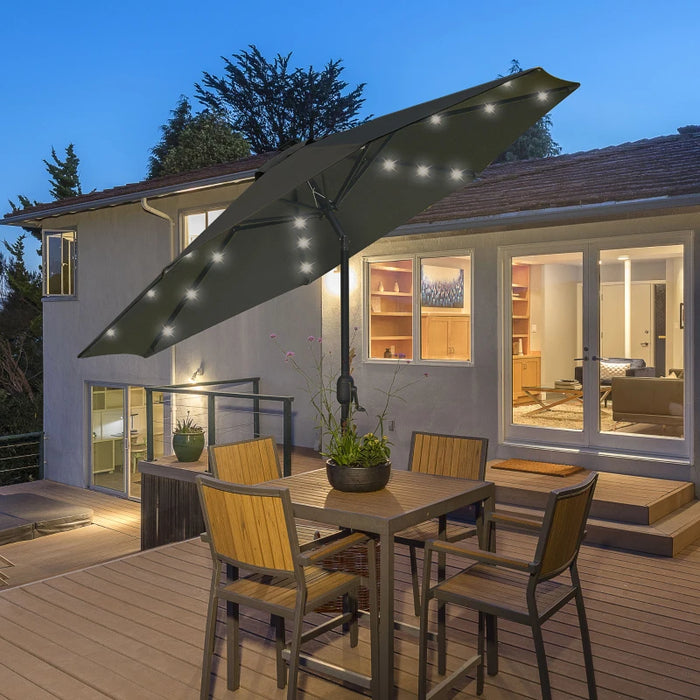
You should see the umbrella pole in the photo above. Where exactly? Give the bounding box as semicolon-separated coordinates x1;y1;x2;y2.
322;207;355;428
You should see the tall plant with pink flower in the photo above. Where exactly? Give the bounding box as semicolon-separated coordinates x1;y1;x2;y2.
271;332;425;467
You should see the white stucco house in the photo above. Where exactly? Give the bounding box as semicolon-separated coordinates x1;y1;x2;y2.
4;128;699;500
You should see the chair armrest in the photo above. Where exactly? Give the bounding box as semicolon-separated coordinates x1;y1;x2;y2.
200;531;210;543
298;527;348;553
488;510;543;532
299;531;370;566
426;538;534;572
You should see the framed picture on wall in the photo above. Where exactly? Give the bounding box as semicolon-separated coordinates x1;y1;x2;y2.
421;265;464;308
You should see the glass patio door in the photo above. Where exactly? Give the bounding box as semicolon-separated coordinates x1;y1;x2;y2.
504;236;689;459
90;385;149;499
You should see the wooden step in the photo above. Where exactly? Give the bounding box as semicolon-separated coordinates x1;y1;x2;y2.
492;498;700;557
487;464;695;525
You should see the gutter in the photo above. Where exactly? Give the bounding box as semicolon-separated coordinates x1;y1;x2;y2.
2;168;258;226
389;192;700;237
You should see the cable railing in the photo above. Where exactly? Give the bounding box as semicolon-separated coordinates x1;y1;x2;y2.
0;432;43;486
144;378;295;476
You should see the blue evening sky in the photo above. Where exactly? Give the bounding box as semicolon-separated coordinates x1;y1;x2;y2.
1;0;697;267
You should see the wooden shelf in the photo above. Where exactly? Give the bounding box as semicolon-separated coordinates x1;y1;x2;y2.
372;335;413;340
371;291;412;297
372;264;412;273
371;311;412;316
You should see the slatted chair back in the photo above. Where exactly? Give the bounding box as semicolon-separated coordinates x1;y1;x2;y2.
534;472;598;581
409;431;488;481
198;476;297;574
209;436;281;485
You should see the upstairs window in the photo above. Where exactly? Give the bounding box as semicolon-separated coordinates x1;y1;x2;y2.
44;230;76;296
183;207;225;247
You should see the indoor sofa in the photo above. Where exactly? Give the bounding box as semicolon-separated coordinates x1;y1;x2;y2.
611;376;684;427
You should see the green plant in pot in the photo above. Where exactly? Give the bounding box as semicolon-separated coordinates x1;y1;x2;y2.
172;411;205;462
273;333;425;492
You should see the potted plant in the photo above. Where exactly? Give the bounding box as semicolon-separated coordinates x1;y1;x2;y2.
172;411;205;462
273;333;425;492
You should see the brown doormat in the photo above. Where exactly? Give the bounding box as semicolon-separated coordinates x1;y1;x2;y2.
492;459;583;477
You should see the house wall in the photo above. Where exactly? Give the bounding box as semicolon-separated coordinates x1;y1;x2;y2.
42;181;321;487
322;210;698;489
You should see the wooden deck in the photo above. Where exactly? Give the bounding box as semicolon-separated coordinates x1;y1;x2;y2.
1;525;699;698
0;480;141;589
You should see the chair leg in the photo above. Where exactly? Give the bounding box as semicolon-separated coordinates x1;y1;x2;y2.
476;611;485;695
531;619;552;700
227;602;240;691
417;580;433;698
286;599;306;700
274;615;287;689
345;591;359;648
575;589;598;699
367;537;380;694
200;590;219;700
409;544;421;616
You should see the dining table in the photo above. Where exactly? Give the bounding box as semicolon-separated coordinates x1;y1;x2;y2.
265;467;496;699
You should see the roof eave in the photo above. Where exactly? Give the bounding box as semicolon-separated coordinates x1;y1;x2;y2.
1;168;259;227
392;192;700;237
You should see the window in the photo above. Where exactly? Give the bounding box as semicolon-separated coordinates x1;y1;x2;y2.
44;230;76;296
367;253;472;362
183;207;225;247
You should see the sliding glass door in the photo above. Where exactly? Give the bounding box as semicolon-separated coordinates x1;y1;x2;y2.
504;235;689;459
90;385;155;499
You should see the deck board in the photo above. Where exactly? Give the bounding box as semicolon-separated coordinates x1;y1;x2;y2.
2;531;700;698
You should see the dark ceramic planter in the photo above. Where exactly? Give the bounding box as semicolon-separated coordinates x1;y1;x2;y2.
325;459;391;492
172;432;205;462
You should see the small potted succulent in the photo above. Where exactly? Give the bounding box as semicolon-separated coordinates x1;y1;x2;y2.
172;411;205;462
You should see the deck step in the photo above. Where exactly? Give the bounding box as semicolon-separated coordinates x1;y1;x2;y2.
493;499;700;557
488;465;695;525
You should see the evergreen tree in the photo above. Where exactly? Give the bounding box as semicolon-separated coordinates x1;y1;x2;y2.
43;143;82;200
0;235;42;434
494;59;562;163
195;45;368;153
148;97;250;178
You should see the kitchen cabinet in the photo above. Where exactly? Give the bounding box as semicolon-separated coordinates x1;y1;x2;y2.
421;315;471;360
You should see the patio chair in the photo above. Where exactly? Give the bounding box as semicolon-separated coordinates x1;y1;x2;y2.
209;436;337;548
0;553;13;586
418;472;598;700
394;431;489;616
197;475;377;699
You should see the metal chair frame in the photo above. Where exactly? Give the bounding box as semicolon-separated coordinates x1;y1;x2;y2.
418;472;598;700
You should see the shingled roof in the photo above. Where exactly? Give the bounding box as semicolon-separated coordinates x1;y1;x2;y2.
408;129;700;226
4;130;699;227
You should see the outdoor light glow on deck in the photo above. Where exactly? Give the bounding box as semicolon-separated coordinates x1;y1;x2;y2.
297;237;310;249
162;326;174;337
484;103;496;114
382;158;397;172
185;289;198;300
211;252;224;263
145;290;156;299
105;328;116;338
537;91;549;102
293;217;307;229
300;262;313;274
450;168;465;181
416;165;430;178
428;114;443;125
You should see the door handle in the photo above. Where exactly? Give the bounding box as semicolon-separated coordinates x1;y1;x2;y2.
640;342;649;347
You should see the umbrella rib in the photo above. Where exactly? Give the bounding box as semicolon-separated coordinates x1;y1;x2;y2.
334;135;395;206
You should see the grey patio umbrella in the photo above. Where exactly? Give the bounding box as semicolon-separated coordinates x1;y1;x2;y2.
80;67;578;421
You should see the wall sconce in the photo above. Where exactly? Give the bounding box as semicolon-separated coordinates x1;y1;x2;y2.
189;363;205;384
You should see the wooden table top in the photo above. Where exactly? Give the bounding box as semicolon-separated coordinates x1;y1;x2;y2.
266;468;494;535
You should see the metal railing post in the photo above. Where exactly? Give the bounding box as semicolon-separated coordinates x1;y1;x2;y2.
207;394;216;452
146;388;154;461
283;398;293;477
253;378;261;437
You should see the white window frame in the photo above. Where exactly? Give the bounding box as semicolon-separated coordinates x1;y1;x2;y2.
363;249;474;366
181;205;226;249
43;229;76;297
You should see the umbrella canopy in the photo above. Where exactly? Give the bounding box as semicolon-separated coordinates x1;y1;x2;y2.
80;67;577;411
